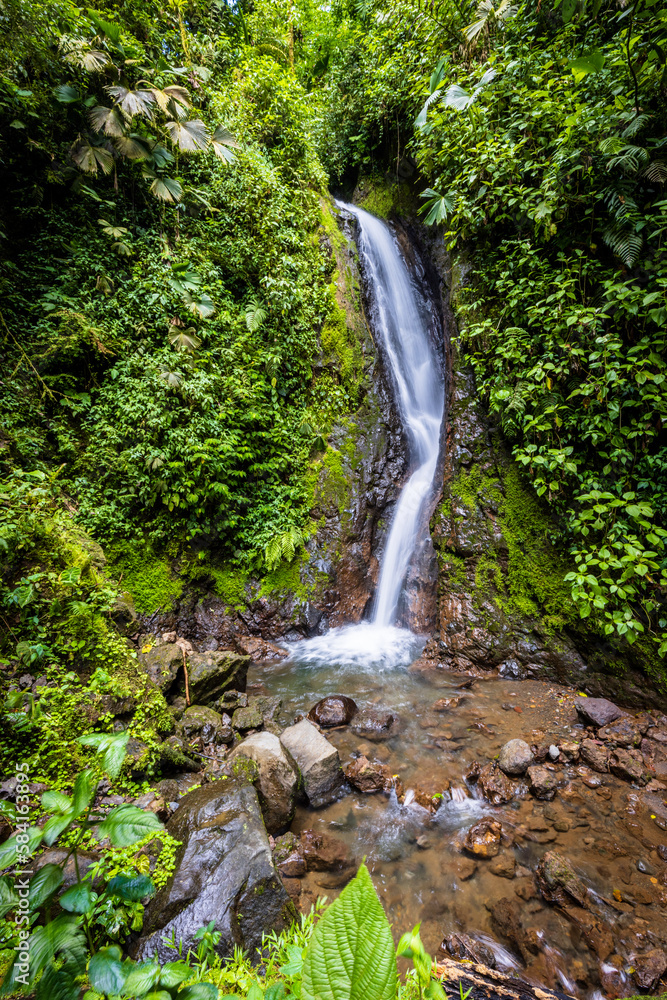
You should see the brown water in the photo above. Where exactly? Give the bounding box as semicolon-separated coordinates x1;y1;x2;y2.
249;657;667;997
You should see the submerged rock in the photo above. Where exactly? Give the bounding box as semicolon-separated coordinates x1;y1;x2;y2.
464;819;502;858
300;829;353;872
308;695;358;727
350;709;400;741
280;719;343;807
535;850;588;907
574;696;627;727
443;932;497;968
498;739;533;776
634;948;667;990
187;651;249;705
229;732;298;833
132;779;295;963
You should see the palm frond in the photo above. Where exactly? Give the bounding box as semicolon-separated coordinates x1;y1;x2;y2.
164;119;209;153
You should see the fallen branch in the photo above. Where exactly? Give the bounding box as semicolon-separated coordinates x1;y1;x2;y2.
436;958;574;1000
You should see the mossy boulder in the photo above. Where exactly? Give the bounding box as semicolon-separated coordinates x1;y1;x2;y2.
181;705;233;745
187;651;249;705
138;642;183;695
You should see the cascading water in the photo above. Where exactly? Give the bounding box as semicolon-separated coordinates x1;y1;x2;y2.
288;203;444;669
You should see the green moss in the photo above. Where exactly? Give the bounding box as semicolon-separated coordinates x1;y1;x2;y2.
319;198;347;252
317;446;351;520
356;176;414;220
106;540;182;614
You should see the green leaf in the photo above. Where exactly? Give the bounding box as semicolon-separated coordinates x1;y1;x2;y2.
59;881;97;914
71;770;96;817
29;864;64;910
0;826;43;868
96;804;163;847
122;961;161;995
0;875;18;918
569;50;604;79
158;961;192;988
43;810;75;847
42;790;72;813
54;85;81;103
88;946;126;995
107;873;155;901
177;985;219;1000
302;864;397;1000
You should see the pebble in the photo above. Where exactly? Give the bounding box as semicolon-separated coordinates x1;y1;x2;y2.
548;744;560;760
637;859;658;876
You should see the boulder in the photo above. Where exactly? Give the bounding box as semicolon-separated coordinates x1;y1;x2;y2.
235;637;288;661
463;819;502;858
132;779;295;963
232;700;263;732
308;695;358;727
344;755;393;793
579;739;610;773
598;717;644;747
350;709;400;741
300;829;352;872
138;643;183;695
229;732;299;833
527;765;558;800
280;720;343;807
187;651;249;705
535;851;588;907
634;949;667;991
574;696;627;727
159;736;203;774
498;739;533;776
180;705;233;745
477;763;515;805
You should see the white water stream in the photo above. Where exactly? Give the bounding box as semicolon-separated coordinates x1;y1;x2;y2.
288;204;444;668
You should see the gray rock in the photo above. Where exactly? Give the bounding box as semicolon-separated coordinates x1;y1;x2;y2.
132;779;295;963
498;739;533;776
138;643;183;695
308;696;358;727
350;709;400;741
280;719;343;807
187;651;249;705
232;699;263;732
527;765;559;800
229;732;299;833
574;696;627;727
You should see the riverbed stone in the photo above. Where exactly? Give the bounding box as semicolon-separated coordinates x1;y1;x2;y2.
609;748;646;785
579;739;610;773
498;739;533;776
344;755;393;793
229;732;298;833
574;696;627;727
280;719;343;807
598;717;644;747
309;695;358;727
527;765;559;800
187;650;249;705
535;851;588;907
350;708;400;741
180;705;232;744
300;829;353;872
464;819;502;858
477;763;516;804
634;949;667;990
132;779;295;963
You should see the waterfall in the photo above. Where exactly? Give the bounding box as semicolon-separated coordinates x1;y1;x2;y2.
346;205;445;626
287;204;444;668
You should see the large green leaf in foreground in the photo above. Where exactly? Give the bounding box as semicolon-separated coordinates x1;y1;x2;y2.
302;864;397;1000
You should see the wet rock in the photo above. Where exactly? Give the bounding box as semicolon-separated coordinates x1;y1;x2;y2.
187;651;249;705
160;735;203;773
229;732;299;833
344;755;393;793
443;932;497;968
254;695;283;725
280;719;343;807
433;697;460;711
477;763;516;805
308;695;358;728
579;739;610;773
300;829;352;872
634;948;667;990
132;779;294;963
562;908;613;961
535;851;588;907
274;832;306;879
235;636;288;661
598;717;644;747
453;857;477;881
574;697;627;728
34;849;100;890
498;739;533;776
232;700;263;732
489;852;516;879
557;741;580;763
138;642;183;695
527;766;558;800
609;748;647;785
488;897;539;963
548;745;560;761
464;819;502;858
350;708;400;741
181;705;232;745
